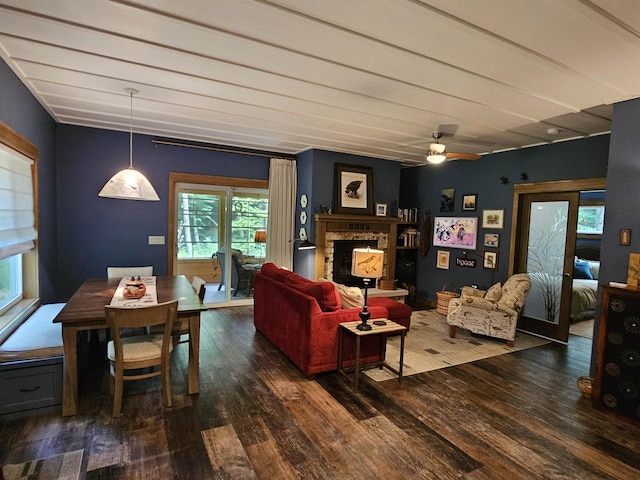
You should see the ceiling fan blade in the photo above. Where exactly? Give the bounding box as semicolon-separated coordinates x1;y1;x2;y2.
437;124;459;137
446;152;481;161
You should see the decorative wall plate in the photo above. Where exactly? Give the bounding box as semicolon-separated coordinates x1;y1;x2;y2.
300;194;308;208
300;211;307;225
299;227;307;240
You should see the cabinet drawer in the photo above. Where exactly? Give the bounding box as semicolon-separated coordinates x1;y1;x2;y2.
0;361;62;415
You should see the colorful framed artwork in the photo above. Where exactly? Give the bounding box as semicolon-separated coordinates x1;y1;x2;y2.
482;209;504;229
440;188;455;212
483;250;498;270
433;217;478;250
483;233;500;248
334;163;373;215
436;250;450;270
462;194;477;211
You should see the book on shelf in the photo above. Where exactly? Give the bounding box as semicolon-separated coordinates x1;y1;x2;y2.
397;207;419;223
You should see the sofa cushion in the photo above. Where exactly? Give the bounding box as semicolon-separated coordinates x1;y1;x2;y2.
484;282;502;302
260;262;293;283
368;297;412;331
285;274;341;312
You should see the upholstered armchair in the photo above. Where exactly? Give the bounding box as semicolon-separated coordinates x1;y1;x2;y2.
447;273;531;346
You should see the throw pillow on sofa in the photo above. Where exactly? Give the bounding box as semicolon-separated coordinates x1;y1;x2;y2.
484;282;502;302
284;273;341;312
319;278;364;309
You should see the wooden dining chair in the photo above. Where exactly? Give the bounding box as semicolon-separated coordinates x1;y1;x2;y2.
107;266;154;278
105;300;178;417
152;276;206;346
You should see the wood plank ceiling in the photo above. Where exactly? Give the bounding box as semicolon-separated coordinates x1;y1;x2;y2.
0;0;636;165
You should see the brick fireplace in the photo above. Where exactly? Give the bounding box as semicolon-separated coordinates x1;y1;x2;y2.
313;213;400;282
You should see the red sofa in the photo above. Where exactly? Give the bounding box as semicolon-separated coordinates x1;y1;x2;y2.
253;263;412;375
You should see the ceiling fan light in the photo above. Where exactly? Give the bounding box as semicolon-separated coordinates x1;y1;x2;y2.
429;142;446;154
427;153;447;164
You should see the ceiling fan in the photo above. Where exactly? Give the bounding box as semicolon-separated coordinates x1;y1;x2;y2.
426;131;481;164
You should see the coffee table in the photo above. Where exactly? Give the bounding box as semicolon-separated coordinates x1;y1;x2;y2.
337;319;406;392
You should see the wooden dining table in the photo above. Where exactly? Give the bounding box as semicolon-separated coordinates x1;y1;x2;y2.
54;275;207;416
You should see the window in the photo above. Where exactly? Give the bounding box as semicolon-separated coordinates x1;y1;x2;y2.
577;205;605;235
177;189;222;258
0;255;22;311
176;189;269;259
0;122;39;341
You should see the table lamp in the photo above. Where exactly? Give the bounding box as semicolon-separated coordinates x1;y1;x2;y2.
351;247;385;331
254;229;266;259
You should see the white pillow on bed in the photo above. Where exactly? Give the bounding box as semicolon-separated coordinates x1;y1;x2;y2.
587;261;600;280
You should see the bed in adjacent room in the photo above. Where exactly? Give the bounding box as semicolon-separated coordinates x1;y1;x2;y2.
571;246;600;322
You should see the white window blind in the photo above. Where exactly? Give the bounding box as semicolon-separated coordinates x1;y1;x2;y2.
0;142;36;260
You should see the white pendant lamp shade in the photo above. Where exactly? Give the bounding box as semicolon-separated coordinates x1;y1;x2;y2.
98;167;159;200
98;88;159;201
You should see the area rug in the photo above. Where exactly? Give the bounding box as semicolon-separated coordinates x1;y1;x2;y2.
364;309;549;382
2;449;83;480
569;318;594;339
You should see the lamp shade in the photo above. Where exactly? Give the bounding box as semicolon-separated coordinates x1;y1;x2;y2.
351;247;384;279
98;167;160;201
298;239;316;250
254;230;267;243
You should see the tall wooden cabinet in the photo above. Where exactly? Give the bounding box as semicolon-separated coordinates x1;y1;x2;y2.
593;285;640;420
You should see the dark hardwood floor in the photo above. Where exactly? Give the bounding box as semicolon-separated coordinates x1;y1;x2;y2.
1;306;639;479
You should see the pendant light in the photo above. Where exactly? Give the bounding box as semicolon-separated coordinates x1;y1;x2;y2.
98;88;159;201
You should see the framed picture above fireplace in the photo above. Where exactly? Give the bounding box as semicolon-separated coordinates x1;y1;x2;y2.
334;163;373;215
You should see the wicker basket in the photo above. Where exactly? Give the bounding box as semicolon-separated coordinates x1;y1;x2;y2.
436;285;460;315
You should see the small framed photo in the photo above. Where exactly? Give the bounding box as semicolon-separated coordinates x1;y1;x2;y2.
483;233;500;248
620;229;631;246
483;251;498;271
436;250;450;270
376;203;387;216
462;194;477;211
482;209;504;229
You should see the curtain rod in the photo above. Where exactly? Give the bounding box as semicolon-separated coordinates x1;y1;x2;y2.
151;138;297;160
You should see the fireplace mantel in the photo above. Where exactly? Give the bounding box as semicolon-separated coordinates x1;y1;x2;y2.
314;213;400;281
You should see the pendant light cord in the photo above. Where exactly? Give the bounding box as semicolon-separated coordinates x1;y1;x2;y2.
129;89;134;169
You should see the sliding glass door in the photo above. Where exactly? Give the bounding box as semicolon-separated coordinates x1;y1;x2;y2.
175;182;268;306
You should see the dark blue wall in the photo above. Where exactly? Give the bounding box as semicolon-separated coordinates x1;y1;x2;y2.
400;134;610;298
293;149;403;278
0;59;58;302
56;125;270;299
599;98;640;285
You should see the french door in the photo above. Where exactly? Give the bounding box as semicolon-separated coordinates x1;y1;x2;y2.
514;192;579;342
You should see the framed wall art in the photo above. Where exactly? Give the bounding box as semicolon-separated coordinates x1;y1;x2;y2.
334;163;373;215
483;250;498;270
433;217;478;250
440;188;455;212
436;250;450;270
483;233;500;248
462;194;477;211
482;209;504;229
376;203;387;216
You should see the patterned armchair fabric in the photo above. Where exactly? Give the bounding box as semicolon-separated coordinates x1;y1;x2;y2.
446;273;531;345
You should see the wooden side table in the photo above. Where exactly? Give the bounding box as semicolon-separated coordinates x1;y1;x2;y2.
337;319;406;392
